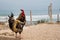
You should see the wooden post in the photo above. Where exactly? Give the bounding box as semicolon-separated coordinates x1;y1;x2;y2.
56;9;60;23
48;0;52;23
57;14;59;23
30;10;32;25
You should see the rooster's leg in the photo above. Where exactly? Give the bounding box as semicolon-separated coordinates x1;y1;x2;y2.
15;32;17;38
18;32;22;39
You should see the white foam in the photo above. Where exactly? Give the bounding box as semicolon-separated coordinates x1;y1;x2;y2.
0;14;60;22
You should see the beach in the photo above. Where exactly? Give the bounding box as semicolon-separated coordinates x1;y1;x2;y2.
0;0;60;40
0;23;60;40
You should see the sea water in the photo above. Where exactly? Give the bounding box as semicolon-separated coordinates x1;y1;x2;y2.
0;10;60;24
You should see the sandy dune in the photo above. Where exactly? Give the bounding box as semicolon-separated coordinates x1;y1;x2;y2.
0;23;60;40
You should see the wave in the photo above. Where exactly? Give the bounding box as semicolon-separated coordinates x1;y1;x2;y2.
0;14;60;22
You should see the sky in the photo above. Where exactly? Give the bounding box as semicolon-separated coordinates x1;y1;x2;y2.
0;0;60;11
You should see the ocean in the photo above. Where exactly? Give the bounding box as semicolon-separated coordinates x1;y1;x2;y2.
0;10;60;24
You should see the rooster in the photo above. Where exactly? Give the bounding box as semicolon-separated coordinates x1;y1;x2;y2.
8;10;26;38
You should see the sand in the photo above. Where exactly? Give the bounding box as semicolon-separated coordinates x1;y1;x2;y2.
0;23;60;40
